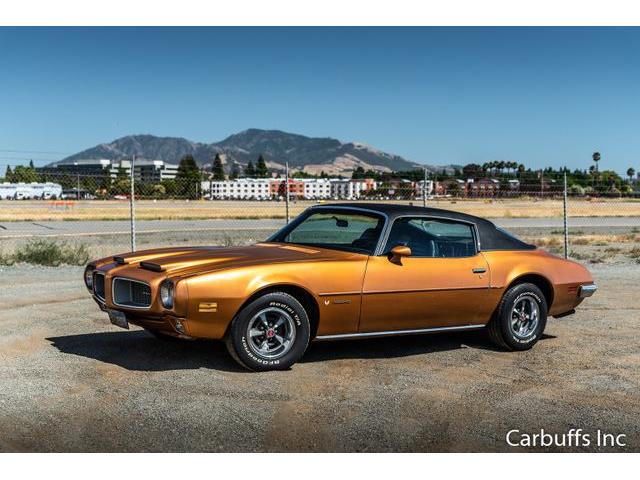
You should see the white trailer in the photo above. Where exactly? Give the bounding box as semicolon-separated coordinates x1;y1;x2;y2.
0;182;62;200
0;183;17;200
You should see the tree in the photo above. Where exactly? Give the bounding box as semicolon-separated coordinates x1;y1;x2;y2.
212;153;225;181
592;151;601;172
462;163;482;179
352;166;366;179
11;165;38;183
230;165;240;180
255;155;268;178
244;160;255;177
627;167;636;184
5;165;13;182
176;154;202;199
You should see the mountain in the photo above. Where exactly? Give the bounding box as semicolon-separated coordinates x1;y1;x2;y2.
55;129;449;176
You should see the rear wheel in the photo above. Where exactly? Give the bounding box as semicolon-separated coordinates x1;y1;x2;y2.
488;282;547;351
225;292;310;371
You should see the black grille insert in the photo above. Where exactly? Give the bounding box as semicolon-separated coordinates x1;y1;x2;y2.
93;271;105;300
112;278;152;308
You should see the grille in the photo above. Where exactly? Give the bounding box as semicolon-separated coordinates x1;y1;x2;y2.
112;277;152;308
93;271;105;301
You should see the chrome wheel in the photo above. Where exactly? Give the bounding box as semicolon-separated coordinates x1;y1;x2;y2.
510;295;540;340
246;307;296;360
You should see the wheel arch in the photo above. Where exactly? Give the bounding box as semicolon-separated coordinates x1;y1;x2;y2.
229;283;320;339
505;273;554;308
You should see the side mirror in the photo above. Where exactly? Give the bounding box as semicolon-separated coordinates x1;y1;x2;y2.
388;245;411;265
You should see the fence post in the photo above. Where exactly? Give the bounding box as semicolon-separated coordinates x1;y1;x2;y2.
285;161;290;224
563;171;568;259
422;167;428;208
130;155;136;252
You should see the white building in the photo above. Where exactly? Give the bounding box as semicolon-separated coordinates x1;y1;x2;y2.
329;179;374;200
301;178;332;199
204;178;272;200
110;159;178;181
413;180;434;197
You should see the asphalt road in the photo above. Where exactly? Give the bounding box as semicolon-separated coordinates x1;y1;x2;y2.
1;216;639;239
0;263;638;452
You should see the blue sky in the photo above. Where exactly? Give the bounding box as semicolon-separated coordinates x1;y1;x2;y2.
0;27;638;173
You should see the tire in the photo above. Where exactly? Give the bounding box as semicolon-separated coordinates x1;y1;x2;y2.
487;282;548;351
145;328;182;342
225;292;311;371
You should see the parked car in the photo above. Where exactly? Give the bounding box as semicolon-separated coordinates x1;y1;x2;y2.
84;204;596;371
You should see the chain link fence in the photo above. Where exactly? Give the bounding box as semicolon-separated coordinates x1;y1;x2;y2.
1;169;639;266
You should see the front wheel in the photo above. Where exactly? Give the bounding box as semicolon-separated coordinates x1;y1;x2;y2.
487;282;548;351
225;292;311;371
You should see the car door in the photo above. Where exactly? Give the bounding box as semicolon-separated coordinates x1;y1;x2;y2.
359;216;494;332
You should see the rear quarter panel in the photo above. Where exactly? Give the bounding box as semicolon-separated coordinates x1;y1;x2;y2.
482;249;594;316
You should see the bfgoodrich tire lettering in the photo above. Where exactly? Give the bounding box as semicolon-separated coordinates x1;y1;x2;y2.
488;282;548;351
225;292;311;371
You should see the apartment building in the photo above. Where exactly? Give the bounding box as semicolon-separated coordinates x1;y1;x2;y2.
302;178;332;199
329;179;377;199
202;177;377;200
205;178;272;200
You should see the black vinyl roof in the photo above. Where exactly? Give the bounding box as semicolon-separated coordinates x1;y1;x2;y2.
311;203;536;251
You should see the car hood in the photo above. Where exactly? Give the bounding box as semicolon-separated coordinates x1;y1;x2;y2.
103;243;359;277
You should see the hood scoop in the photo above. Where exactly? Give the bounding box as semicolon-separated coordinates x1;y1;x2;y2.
140;261;165;272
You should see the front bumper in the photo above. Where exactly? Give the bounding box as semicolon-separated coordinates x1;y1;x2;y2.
92;295;189;337
578;283;597;298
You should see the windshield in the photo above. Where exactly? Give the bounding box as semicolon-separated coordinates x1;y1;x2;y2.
268;209;385;254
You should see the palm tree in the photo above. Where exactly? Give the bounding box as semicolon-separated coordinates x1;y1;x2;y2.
628;167;636;184
498;161;506;175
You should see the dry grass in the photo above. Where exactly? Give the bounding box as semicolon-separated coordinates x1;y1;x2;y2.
569;234;640;246
532;237;562;248
0;239;89;266
1;197;640;222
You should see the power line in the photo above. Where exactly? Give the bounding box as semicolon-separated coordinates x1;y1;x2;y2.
0;148;72;155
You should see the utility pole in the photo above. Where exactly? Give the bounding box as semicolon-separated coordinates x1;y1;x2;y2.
285;161;290;224
76;173;81;200
422;167;428;208
130;155;136;252
540;169;544;197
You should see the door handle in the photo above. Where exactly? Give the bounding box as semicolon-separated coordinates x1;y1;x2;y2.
472;267;487;274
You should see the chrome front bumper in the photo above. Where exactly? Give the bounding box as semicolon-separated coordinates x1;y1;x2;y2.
579;284;597;298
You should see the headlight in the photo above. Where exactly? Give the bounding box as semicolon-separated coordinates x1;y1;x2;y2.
160;280;174;309
84;266;95;290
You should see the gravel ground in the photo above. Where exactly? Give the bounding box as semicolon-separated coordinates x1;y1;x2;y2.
0;262;638;452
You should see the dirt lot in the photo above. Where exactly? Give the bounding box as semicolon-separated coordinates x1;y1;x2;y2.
0;260;638;452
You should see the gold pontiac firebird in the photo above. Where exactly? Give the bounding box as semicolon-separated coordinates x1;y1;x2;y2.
84;204;597;371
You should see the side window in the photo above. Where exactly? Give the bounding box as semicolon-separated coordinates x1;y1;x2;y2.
384;217;476;258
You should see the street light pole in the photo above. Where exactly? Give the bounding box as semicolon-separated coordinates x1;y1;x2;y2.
563;171;569;259
130;155;136;252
